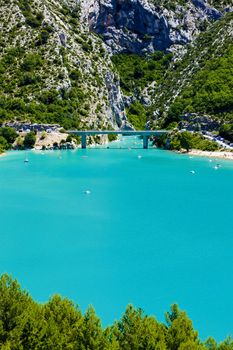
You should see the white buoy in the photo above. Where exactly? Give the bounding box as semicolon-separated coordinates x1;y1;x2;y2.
190;170;195;174
137;155;142;159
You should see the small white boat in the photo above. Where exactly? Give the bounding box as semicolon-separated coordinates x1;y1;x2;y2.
190;170;195;174
84;190;91;195
24;151;29;163
137;155;142;159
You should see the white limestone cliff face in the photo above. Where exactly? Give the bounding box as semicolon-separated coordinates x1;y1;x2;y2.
80;0;230;54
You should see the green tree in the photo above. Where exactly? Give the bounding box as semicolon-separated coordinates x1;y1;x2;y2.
218;337;233;350
21;54;43;72
165;304;200;350
0;127;18;144
111;305;167;350
180;131;193;152
82;306;108;350
24;132;36;148
205;337;218;350
219;124;233;142
0;136;9;150
0;274;34;347
43;295;84;349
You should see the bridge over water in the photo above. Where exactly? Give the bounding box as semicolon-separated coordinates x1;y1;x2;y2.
67;130;170;149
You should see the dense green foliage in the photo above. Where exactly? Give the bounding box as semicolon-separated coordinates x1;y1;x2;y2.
166;45;233;124
112;52;172;95
152;12;233;127
0;274;232;350
0;127;18;152
0;0;110;131
151;0;231;11
0;0;232;133
126;102;147;130
0;127;18;144
112;52;172;129
170;132;219;151
112;13;233;131
23;131;36;148
154;131;219;151
0;45;85;130
219;124;233;142
108;134;118;142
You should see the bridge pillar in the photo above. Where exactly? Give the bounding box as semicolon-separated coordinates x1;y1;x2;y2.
82;134;87;149
143;135;148;149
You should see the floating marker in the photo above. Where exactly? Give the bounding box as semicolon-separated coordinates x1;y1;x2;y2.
190;170;195;174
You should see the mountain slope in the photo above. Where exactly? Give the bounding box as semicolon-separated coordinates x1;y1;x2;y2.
151;11;233;127
0;0;126;129
0;0;232;133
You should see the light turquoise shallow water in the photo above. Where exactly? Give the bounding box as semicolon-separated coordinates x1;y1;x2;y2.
0;136;233;341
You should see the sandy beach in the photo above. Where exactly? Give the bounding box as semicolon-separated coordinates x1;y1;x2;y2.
187;149;233;161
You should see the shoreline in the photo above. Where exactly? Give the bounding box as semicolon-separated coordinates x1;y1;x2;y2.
179;149;233;161
1;145;233;162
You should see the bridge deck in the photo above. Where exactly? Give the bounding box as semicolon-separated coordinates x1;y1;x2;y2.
67;130;170;149
68;130;169;135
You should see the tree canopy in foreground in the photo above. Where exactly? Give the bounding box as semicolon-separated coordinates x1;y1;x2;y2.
0;275;232;349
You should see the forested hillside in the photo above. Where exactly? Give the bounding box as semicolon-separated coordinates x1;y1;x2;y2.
0;0;126;130
0;275;232;350
0;0;232;133
152;12;233;128
0;0;232;151
111;11;233;131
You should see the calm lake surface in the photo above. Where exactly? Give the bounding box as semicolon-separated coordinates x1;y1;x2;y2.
0;137;233;341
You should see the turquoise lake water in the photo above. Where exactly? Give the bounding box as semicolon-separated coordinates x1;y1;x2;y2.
0;136;233;341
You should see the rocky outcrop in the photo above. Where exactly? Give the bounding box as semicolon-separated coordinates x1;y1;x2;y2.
86;0;170;53
81;0;230;54
105;71;132;129
179;113;221;132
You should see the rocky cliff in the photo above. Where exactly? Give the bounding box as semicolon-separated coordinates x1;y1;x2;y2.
81;0;231;54
0;0;232;132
